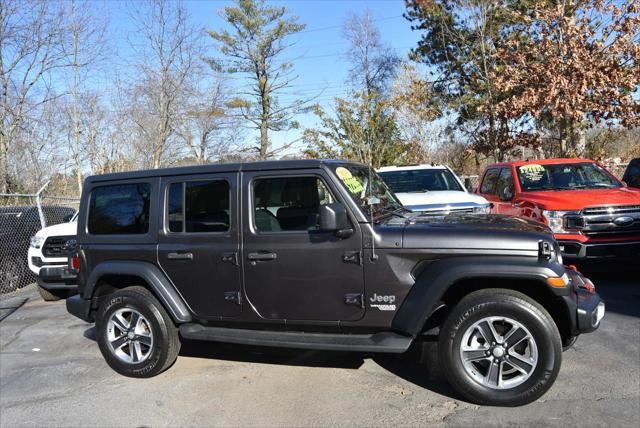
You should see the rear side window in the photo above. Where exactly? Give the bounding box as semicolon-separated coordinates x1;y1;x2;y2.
167;180;230;233
88;183;151;234
480;169;500;194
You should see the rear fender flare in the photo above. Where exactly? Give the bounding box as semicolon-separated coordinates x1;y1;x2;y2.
83;260;192;323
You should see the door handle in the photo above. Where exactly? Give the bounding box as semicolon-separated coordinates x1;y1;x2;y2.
167;252;193;260
247;252;277;261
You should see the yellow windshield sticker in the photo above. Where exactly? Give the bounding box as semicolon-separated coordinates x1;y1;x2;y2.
519;164;545;181
335;167;352;180
336;167;364;194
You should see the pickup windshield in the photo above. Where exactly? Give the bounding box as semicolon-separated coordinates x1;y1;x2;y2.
332;164;404;222
378;168;463;193
517;162;621;191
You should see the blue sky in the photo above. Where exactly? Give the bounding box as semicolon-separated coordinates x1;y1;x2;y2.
103;0;421;154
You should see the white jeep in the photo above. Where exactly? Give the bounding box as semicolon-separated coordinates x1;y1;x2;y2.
377;164;489;214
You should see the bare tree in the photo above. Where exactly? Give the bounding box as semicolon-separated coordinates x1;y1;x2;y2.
209;0;306;159
0;0;70;192
343;10;400;97
127;0;201;169
63;0;108;192
177;79;240;164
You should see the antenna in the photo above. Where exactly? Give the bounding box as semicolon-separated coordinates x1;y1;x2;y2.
366;106;378;262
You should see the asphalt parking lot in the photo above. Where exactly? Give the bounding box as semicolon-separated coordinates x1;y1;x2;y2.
1;272;638;428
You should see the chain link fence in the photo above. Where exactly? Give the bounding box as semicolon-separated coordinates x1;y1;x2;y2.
0;184;79;295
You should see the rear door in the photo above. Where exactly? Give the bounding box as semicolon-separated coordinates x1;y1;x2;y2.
241;169;365;322
158;173;242;319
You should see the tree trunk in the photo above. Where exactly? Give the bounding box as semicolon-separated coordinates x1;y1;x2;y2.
574;128;586;158
72;0;82;193
259;88;269;159
0;135;7;193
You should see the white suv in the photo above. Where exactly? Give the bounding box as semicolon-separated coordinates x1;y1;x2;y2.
377;164;490;214
28;214;78;301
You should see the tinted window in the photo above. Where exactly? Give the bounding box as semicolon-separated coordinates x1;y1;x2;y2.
253;176;335;232
88;184;150;234
480;169;500;194
167;180;230;233
378;169;463;193
495;168;514;199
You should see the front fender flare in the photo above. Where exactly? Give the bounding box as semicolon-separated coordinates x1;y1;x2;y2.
391;256;566;336
83;260;192;323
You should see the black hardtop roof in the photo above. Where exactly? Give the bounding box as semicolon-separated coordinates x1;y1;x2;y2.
85;159;365;183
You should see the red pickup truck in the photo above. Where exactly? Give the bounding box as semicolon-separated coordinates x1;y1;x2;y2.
477;158;640;261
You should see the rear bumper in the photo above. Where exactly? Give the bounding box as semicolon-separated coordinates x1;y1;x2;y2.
558;239;640;260
37;266;77;291
66;294;93;323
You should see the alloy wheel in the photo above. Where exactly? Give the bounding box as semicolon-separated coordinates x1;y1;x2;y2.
106;308;154;364
459;316;538;389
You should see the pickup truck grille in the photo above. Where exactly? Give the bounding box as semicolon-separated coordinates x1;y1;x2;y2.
580;205;640;236
42;235;76;257
420;207;475;216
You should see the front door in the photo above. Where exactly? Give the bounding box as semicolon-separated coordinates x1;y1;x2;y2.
158;173;242;319
241;170;365;322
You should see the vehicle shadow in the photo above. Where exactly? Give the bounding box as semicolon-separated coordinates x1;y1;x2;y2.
83;324;460;398
178;339;366;369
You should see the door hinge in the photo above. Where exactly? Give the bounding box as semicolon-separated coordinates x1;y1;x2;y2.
342;251;362;265
224;291;241;305
221;252;238;266
344;293;364;308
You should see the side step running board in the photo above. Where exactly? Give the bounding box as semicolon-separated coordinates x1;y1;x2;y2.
179;324;412;354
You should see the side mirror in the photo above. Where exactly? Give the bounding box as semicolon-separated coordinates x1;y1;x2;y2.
500;186;514;201
319;202;352;237
63;213;74;223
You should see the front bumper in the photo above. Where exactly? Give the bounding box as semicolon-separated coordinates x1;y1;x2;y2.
558;239;640;260
37;266;77;291
564;269;605;335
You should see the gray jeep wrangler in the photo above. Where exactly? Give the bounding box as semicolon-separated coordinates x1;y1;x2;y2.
66;159;604;406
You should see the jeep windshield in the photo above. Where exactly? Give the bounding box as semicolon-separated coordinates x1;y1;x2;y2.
332;164;405;222
378;169;463;193
517;162;621;192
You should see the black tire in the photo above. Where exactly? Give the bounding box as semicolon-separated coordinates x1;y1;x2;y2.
37;285;71;301
95;286;180;378
439;289;562;406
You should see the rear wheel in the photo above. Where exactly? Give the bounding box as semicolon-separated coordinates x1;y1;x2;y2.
439;289;562;406
96;286;180;378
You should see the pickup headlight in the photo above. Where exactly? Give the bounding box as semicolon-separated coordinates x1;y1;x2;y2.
30;236;45;249
541;210;582;234
474;204;491;214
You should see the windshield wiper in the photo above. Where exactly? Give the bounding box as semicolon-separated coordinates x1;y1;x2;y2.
372;205;411;220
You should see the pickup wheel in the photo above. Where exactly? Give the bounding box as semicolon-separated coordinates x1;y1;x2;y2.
439;289;562;406
37;285;71;301
95;286;180;378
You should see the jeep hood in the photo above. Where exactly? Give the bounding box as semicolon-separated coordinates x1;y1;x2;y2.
401;214;552;253
520;187;640;211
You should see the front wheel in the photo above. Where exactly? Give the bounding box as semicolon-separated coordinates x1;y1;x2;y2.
439;289;562;406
